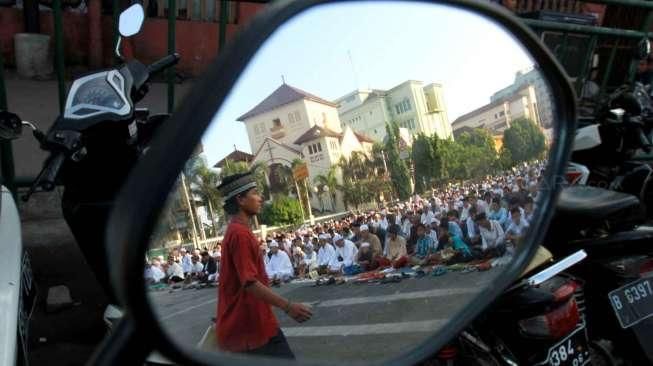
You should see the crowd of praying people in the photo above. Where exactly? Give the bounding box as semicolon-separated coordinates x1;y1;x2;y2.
144;246;221;286
261;161;544;284
145;160;544;287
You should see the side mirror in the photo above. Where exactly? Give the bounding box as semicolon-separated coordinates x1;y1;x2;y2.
0;111;23;140
115;4;145;58
106;1;577;365
119;4;145;37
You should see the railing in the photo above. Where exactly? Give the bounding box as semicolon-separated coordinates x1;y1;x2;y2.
516;0;653;97
145;0;239;23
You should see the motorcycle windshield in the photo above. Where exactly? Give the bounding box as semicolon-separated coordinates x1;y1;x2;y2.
63;70;131;120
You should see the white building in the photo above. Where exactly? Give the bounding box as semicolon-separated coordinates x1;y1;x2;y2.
238;83;342;155
451;85;540;135
335;81;452;142
491;67;554;128
237;83;375;212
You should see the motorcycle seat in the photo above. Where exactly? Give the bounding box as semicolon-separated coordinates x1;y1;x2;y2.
556;186;641;221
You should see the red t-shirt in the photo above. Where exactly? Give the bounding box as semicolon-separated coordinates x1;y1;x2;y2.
216;217;279;352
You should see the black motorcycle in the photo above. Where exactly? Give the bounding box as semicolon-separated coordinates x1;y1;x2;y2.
2;3;179;304
429;248;594;366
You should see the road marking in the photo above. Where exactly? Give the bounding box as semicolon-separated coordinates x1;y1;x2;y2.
282;319;446;337
308;287;479;308
158;298;217;321
157;287;479;320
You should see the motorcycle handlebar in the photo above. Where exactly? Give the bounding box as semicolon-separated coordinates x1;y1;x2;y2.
40;152;66;191
147;53;180;76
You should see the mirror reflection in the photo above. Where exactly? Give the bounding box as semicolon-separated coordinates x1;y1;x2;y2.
147;2;554;363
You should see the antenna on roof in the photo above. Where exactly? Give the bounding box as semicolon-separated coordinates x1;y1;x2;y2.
348;50;359;90
234;144;237;151
281;75;286;84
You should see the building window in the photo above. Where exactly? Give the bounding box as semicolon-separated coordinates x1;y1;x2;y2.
403;99;411;111
395;105;401;115
273;118;281;128
317;142;322;152
295;111;301;121
499;111;505;117
289;113;295;123
308;145;314;154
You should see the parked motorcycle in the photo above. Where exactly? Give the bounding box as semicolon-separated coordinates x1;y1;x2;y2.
426;247;593;366
552;52;653;364
0;4;178;365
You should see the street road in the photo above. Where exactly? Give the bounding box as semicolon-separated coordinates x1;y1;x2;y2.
150;267;503;363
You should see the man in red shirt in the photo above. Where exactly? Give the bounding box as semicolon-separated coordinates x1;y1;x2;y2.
216;172;312;359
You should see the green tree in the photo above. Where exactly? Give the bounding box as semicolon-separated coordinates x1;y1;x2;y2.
260;196;303;226
503;118;546;165
412;133;436;194
385;122;412;200
456;129;498;179
188;156;221;236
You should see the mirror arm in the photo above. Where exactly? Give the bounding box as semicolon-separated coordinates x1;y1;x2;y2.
115;36;125;62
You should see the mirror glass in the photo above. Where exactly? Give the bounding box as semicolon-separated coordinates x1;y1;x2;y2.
146;2;556;363
118;4;145;37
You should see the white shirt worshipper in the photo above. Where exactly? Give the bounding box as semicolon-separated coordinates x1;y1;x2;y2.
379;216;389;231
330;235;358;272
180;251;193;274
506;207;526;226
302;243;318;270
149;263;166;283
506;216;530;239
466;215;477;239
395;213;402;226
317;238;337;267
191;260;204;274
166;261;185;280
265;241;294;281
479;220;506;251
421;209;435;225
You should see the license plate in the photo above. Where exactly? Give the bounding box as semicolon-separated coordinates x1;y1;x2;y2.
608;276;653;329
534;324;590;366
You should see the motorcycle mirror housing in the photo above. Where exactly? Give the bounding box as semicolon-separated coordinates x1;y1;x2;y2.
115;4;145;58
118;4;145;38
103;0;577;365
0;111;23;140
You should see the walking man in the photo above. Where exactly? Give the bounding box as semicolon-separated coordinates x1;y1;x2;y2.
216;172;312;358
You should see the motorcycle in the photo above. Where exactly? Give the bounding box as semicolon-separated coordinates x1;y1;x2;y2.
0;4;178;365
427;247;594;366
551;49;653;363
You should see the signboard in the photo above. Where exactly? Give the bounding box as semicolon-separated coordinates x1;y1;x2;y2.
293;163;309;181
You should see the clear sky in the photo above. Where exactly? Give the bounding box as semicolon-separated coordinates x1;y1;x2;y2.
202;1;536;166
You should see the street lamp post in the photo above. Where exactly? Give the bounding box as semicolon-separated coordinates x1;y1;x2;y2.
313;186;324;212
323;185;331;211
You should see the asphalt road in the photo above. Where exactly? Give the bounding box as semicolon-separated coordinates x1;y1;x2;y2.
149;266;504;363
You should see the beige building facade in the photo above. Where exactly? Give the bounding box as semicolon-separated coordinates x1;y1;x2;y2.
451;85;540;135
336;81;452;142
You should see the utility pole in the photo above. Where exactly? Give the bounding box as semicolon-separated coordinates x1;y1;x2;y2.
180;174;200;249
